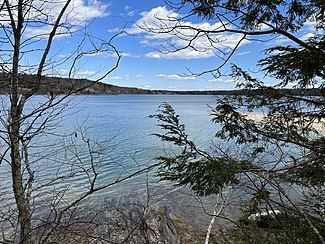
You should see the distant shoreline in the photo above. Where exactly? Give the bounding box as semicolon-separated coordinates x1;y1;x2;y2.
0;74;322;96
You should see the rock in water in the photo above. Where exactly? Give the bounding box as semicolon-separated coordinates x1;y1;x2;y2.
139;205;180;244
85;203;180;243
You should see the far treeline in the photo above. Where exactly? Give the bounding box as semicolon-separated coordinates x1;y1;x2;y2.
0;73;322;96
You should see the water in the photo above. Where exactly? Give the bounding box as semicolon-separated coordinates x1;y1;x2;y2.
1;94;306;233
0;95;220;206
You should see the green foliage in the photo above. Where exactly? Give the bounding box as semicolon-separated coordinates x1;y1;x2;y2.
181;0;325;91
212;213;325;244
260;40;325;87
150;103;255;196
285;156;325;186
156;156;245;196
182;0;324;31
150;103;193;147
153;1;325;241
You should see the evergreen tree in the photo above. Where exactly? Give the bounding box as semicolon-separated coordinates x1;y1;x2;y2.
151;1;325;242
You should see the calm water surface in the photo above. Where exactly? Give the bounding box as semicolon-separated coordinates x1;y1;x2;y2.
1;95;220;205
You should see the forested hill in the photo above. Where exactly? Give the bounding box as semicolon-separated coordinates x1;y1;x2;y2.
0;74;322;96
0;74;149;95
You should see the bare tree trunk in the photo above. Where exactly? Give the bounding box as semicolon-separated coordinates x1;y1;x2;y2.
8;1;32;242
2;1;122;242
10;131;32;244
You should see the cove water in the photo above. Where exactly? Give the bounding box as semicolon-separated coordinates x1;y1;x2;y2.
0;95;220;206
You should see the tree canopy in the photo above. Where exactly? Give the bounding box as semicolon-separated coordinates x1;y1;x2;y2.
151;0;325;242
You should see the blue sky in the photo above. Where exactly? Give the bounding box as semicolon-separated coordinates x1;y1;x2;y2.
18;0;317;91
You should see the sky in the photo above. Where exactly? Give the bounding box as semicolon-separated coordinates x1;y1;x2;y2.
15;0;318;91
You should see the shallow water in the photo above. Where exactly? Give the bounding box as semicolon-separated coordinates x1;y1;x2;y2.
0;95;220;207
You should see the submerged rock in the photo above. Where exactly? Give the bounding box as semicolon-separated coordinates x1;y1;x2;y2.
130;204;180;244
39;203;180;243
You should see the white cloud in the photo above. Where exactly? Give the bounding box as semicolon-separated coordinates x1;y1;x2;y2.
57;68;69;74
128;10;137;17
127;6;180;35
208;78;236;83
128;6;249;59
304;18;317;30
300;32;316;41
120;52;141;58
272;36;290;44
146;48;215;59
111;76;122;80
257;23;271;30
123;5;137;17
84;51;107;57
78;70;95;75
107;27;121;33
223;79;236;83
237;51;250;56
48;68;69;77
155;74;196;80
301;18;317;41
208;78;223;82
84;51;139;58
110;74;143;81
270;19;317;46
24;0;109;38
